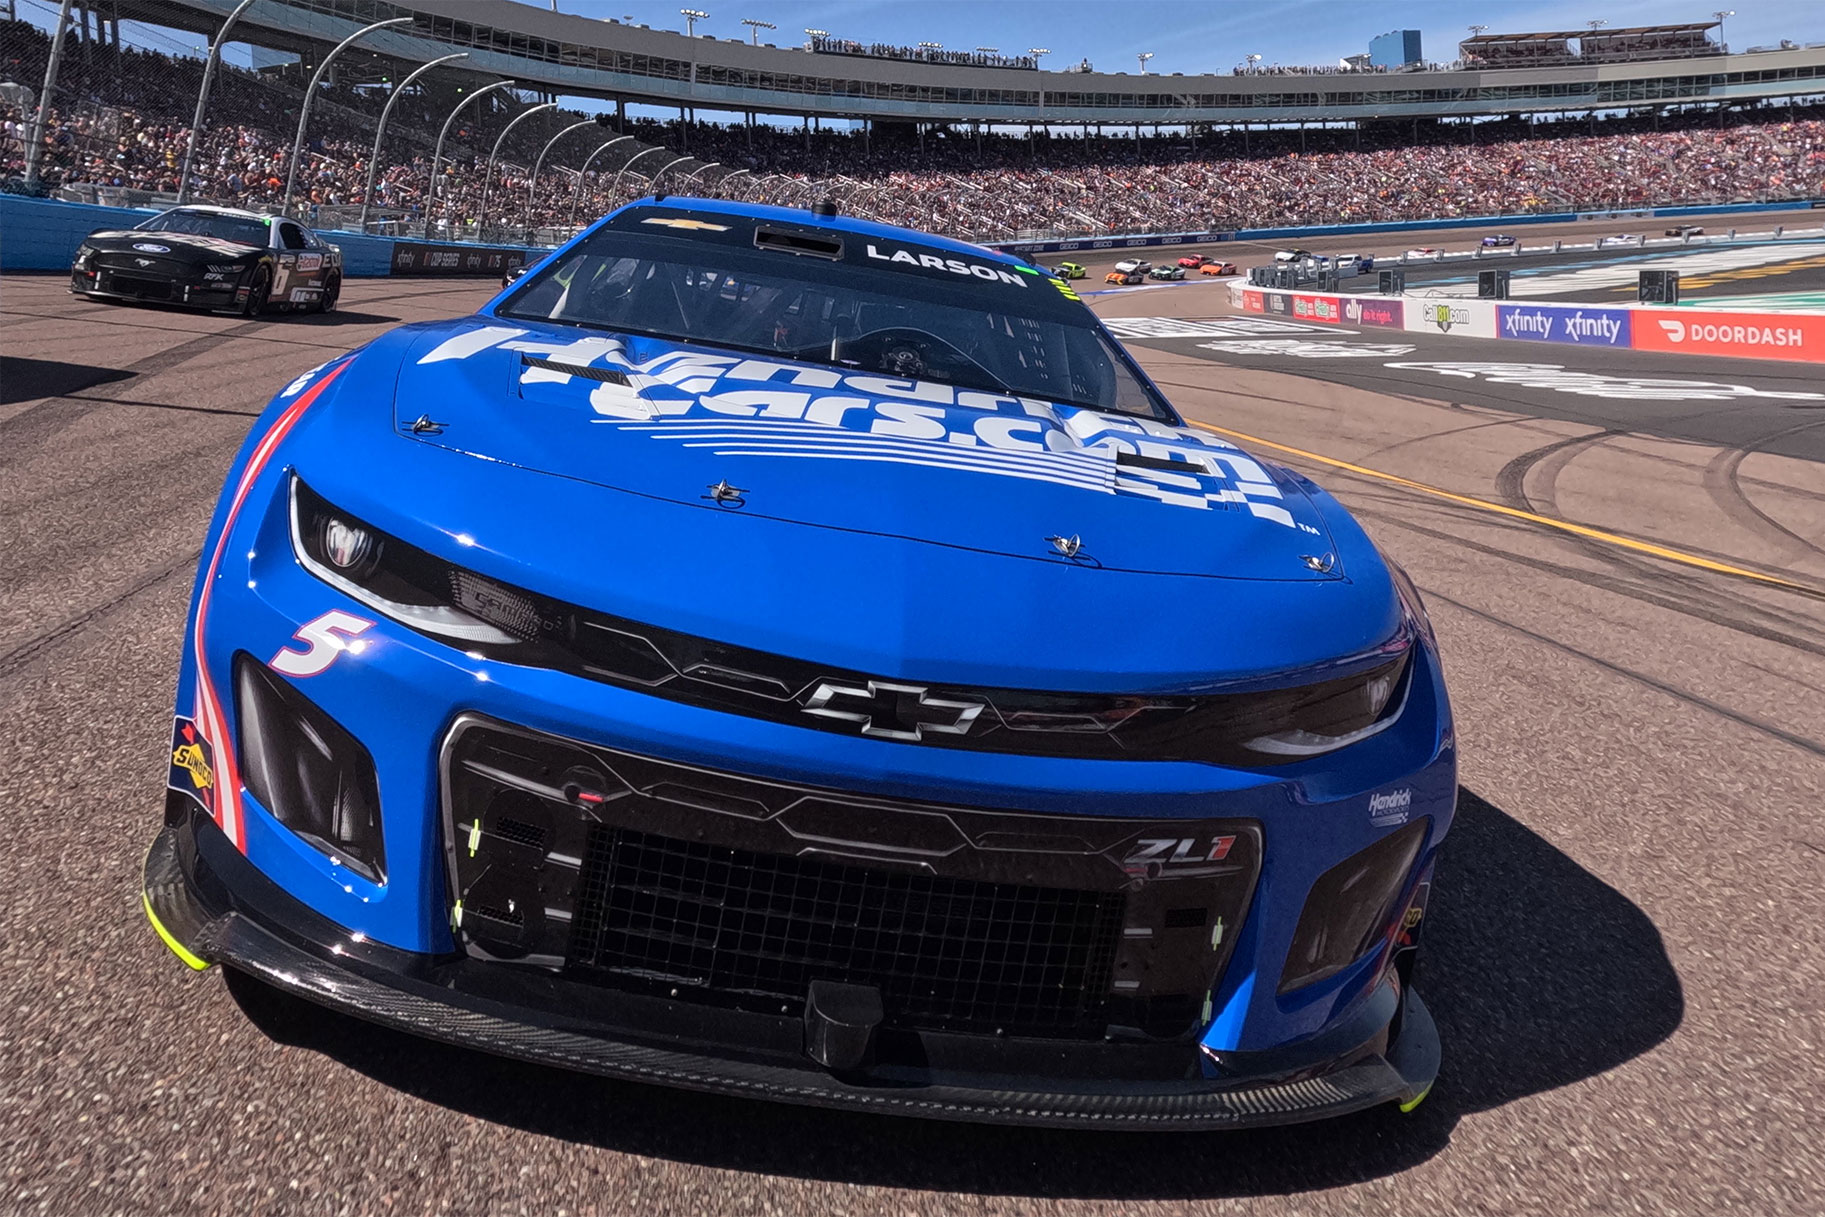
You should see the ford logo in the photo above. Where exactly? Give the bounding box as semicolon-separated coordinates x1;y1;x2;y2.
131;243;170;253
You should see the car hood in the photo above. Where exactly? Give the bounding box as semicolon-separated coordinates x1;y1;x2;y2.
390;317;1343;582
83;229;263;261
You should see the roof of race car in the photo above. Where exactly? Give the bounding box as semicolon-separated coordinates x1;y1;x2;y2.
591;195;1027;270
158;204;278;223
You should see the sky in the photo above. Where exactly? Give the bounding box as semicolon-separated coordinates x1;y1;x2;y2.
530;0;1825;73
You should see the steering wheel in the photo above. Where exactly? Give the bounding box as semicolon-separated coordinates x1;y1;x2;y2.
842;327;977;382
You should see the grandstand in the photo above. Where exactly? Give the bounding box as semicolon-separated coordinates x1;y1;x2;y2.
3;2;1824;247
1459;23;1727;70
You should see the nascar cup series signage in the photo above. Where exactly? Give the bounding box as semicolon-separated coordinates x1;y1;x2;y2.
1496;305;1632;347
1631;310;1824;364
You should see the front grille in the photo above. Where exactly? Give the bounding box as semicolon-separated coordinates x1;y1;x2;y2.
569;827;1124;1036
104;273;172;299
442;718;1262;1042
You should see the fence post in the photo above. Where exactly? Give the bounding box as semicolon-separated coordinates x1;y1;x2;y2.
23;0;74;189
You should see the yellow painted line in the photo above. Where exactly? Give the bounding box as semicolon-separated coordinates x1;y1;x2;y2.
1188;421;1819;594
143;890;211;971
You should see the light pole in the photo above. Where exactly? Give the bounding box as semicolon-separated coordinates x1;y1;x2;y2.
283;15;412;211
569;134;635;224
1137;51;1154;75
741;18;775;45
1468;24;1487;36
22;0;72;189
976;46;998;56
1029;47;1050;65
530;114;610;216
1713;9;1734;49
176;0;256;204
359;51;468;229
918;41;942;59
609;145;668;206
428;78;519;231
1245;52;1262;73
648;155;693;194
477;101;557;236
805;27;827;48
680;7;707;36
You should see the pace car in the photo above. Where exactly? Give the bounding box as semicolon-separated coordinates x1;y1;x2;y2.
145;197;1454;1130
71;205;342;315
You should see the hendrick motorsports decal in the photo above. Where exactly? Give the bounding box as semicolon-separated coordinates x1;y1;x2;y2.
418;327;1312;527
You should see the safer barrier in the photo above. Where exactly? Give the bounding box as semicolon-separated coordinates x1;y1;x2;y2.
1227;281;1824;364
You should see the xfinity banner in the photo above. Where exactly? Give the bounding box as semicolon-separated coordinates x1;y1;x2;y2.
1497;304;1632;347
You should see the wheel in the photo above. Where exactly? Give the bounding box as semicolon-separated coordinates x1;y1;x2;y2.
315;273;340;314
241;265;271;317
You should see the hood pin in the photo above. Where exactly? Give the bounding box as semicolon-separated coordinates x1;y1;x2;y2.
1046;534;1085;559
1301;553;1336;573
408;414;447;435
704;479;748;507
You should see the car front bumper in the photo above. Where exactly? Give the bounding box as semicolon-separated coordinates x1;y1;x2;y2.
145;801;1439;1130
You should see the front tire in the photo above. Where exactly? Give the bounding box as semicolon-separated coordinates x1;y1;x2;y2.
241;265;271;317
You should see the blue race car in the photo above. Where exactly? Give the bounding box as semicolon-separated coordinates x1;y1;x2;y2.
145;197;1454;1129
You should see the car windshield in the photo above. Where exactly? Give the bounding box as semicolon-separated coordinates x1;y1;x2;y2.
138;209;268;248
500;225;1173;420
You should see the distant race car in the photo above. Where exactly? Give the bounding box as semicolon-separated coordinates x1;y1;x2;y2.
70;205;341;315
1178;254;1209;269
1665;224;1705;237
1273;248;1312;263
1104;269;1145;285
501;263;532;289
1198;260;1239;276
1600;234;1641;247
1147;265;1186;281
1054;261;1087;280
145;195;1454;1131
1480;234;1516;247
1112;258;1152;275
1405;247;1442;258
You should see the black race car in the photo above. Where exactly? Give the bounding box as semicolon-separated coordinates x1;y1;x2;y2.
71;205;343;315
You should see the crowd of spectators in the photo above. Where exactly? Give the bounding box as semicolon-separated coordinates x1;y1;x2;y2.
807;38;1038;70
4;20;1823;243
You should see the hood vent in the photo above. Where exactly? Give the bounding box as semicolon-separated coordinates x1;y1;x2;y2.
520;353;629;384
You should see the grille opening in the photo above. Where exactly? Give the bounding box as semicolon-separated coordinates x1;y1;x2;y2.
566;827;1124;1038
493;816;548;851
1164;906;1209;929
754;227;843;260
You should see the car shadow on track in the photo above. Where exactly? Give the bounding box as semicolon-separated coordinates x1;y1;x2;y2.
0;356;135;405
226;787;1683;1198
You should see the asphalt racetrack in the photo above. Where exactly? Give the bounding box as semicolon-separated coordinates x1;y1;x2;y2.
4;257;1824;1215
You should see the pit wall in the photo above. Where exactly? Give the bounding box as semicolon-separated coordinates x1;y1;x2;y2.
995;198;1824;257
0;194;542;277
1225;282;1825;364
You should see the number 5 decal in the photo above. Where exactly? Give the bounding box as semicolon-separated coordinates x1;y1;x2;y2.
270;610;375;677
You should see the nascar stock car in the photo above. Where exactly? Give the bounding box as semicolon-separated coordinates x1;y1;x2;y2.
145;196;1454;1129
1147;264;1186;281
1177;254;1209;269
71;205;342;315
1198;260;1240;276
1479;234;1516;248
1104;268;1145;285
1053;261;1087;280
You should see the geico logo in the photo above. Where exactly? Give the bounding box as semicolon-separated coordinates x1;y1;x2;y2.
865;245;1027;287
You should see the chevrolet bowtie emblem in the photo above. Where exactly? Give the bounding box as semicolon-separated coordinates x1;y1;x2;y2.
803;681;985;742
641;217;732;232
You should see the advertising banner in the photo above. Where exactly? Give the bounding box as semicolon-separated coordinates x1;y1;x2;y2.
1241;289;1265;313
1341;296;1404;328
1496;304;1632;347
390;242;535;276
1291;294;1343;323
1264;291;1292;316
1403;298;1498;339
1631;309;1825;363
